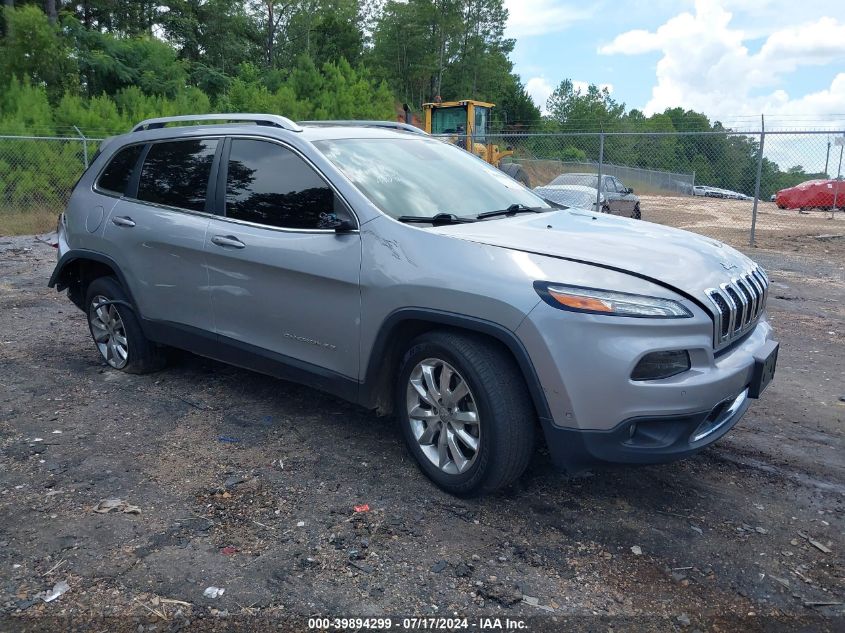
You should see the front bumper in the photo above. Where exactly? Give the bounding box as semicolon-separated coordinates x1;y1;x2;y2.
517;299;777;472
538;388;750;472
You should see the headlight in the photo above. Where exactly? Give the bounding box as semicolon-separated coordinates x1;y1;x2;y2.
534;282;692;318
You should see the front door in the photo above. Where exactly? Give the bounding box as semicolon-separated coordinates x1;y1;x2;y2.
601;176;623;215
204;138;362;381
612;177;636;215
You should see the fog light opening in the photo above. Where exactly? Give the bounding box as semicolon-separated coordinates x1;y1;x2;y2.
631;350;691;381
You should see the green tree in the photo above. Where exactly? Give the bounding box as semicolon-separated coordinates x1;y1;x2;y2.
0;5;78;102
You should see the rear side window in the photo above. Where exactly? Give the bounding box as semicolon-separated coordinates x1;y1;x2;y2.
137;139;218;212
225;139;336;229
96;144;144;195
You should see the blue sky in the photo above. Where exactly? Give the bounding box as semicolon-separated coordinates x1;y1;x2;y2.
505;0;845;131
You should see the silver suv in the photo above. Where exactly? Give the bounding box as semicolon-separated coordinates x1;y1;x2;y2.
50;114;779;495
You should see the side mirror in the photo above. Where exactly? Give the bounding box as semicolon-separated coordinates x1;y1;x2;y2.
318;212;356;232
626;187;634;194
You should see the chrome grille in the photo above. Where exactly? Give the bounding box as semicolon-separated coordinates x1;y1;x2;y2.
705;267;769;348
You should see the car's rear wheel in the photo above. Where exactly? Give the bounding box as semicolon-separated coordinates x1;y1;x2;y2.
396;331;535;496
85;276;165;374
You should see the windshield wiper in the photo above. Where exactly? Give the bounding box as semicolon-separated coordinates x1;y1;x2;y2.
396;213;477;225
476;204;548;220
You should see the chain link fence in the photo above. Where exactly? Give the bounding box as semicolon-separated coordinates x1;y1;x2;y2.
0;134;102;235
489;130;845;250
1;129;843;250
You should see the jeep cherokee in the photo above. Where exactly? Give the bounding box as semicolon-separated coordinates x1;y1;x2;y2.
49;114;779;495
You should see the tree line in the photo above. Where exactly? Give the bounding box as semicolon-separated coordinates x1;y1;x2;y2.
0;0;829;208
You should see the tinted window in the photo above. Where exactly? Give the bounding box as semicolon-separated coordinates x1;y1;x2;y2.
97;144;144;195
137;139;218;212
225;139;336;229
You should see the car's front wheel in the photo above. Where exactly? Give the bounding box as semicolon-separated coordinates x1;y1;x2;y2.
85;276;165;374
632;203;641;219
396;331;536;496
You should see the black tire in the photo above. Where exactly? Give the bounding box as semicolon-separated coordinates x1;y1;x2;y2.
84;276;165;374
396;330;536;496
632;203;641;220
499;162;531;188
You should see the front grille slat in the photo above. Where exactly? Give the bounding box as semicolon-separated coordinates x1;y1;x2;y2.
745;274;763;318
705;266;769;349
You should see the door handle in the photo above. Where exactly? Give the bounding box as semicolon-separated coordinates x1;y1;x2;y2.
211;235;246;249
111;216;136;228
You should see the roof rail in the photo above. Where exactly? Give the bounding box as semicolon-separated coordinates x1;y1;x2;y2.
298;120;427;135
131;113;303;133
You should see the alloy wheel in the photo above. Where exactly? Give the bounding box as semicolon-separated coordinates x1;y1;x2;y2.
406;358;481;475
89;295;129;369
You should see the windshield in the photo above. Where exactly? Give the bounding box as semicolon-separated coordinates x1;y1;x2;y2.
534;186;595;209
314;137;549;220
549;173;598;188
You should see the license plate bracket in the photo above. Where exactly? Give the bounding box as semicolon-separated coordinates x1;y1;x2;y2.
749;341;778;399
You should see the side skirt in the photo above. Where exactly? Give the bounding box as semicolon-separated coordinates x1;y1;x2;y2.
142;319;359;404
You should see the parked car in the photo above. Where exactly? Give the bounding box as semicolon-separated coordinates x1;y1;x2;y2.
775;179;845;210
49;114;778;495
548;173;640;219
692;185;708;197
533;184;609;214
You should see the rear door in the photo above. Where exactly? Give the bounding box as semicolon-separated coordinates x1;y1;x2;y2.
101;137;218;332
204;137;362;380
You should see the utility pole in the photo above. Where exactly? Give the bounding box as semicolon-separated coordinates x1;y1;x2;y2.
824;138;831;176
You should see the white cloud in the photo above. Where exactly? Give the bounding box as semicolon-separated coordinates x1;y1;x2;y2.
504;0;592;38
525;77;614;114
525;77;555;113
598;0;845;126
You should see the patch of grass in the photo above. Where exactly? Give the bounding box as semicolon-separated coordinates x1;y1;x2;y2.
0;209;59;236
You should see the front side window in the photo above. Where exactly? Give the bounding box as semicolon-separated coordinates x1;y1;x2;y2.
97;144;144;195
314;137;549;220
137;139;218;212
473;106;489;143
604;177;617;192
431;106;467;135
225;139;337;230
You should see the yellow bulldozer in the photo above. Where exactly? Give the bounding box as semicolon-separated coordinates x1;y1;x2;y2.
411;99;530;187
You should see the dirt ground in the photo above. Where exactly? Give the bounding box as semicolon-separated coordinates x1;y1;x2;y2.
640;195;845;254
0;235;843;632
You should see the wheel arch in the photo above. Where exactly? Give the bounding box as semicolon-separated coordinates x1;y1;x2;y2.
359;308;552;422
48;250;139;314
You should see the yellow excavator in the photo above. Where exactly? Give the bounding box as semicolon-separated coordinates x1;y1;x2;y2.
412;99;530;187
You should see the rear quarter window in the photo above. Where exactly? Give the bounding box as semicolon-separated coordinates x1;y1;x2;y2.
96;144;144;195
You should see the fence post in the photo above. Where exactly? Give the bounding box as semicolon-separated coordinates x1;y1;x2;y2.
73;125;88;169
833;135;844;220
596;131;605;212
749;115;765;247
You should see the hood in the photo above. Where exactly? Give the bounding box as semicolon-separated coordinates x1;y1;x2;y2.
431;210;756;305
